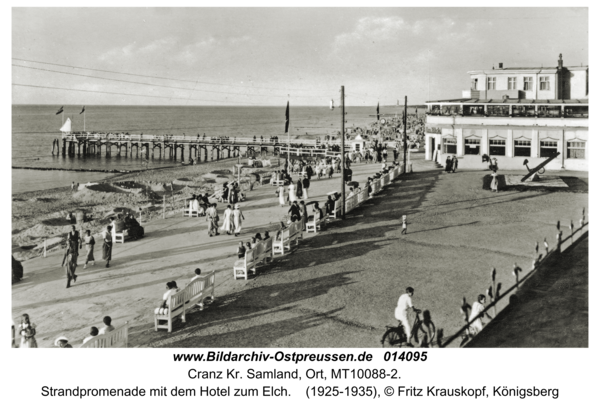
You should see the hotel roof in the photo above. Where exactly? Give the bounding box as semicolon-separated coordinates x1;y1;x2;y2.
425;98;589;104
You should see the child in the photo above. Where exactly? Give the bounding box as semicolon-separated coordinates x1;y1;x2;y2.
401;215;408;235
83;230;95;269
237;242;246;259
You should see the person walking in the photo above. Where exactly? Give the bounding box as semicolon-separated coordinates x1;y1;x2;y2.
451;155;458;173
232;204;244;237
67;225;82;254
302;176;310;200
401;215;408;235
18;314;38;348
206;203;220;237
288;180;297;204
296;178;303;200
277;184;286;207
82;230;95;268
220;205;234;235
102;225;113;268
299;200;308;229
61;240;79;288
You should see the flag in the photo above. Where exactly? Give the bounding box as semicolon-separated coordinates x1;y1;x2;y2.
376;103;380;121
55;106;64;115
80;106;85;114
284;101;290;133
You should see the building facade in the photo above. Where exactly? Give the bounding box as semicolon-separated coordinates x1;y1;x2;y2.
425;55;588;171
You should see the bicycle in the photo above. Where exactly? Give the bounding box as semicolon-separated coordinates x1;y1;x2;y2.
381;310;436;348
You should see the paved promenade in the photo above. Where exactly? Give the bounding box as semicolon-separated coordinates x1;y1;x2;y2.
13;153;587;348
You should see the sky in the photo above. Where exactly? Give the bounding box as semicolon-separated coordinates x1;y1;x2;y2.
12;7;589;106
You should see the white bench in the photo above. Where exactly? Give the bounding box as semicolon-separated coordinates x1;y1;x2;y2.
184;271;216;310
256;237;273;265
273;221;302;255
328;199;342;219
154;289;187;333
154;271;217;332
80;322;129;348
270;178;285;186
113;229;128;244
233;246;257;280
345;194;359;213
183;202;200;217
306;214;326;233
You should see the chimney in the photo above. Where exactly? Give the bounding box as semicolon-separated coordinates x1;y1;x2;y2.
499;62;503;69
558;53;563;69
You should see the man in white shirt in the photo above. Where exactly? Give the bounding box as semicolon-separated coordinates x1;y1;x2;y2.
83;326;99;344
99;316;115;335
191;268;202;282
395;287;420;345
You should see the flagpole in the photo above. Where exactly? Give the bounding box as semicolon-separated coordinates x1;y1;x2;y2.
287;100;290;168
340;85;345;220
84;110;86;132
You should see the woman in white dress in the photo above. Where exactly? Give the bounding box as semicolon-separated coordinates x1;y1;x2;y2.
220;205;234;235
288;181;297;203
278;185;286;206
189;195;199;216
232;204;245;237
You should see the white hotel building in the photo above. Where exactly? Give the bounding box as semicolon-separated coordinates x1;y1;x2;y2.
424;54;588;171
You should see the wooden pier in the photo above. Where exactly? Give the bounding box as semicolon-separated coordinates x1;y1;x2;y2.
57;133;295;162
54;132;358;163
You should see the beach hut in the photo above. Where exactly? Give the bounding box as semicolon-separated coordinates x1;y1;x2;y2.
351;135;368;154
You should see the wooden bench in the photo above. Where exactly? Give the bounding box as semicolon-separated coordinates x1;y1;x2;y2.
273;221;302;255
270;178;285;186
306;214;326;233
113;229;128;244
345;194;359;213
184;271;216;310
154;289;187;333
256;237;273;265
80;322;129;348
328;199;342;219
233;246;258;280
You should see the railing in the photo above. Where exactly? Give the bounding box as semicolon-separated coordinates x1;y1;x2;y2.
441;209;589;348
61;133;317;145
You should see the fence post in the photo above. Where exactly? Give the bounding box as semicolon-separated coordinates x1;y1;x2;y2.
513;263;522;288
490;267;497;317
139;207;142;225
43;239;47;258
163;195;166;219
570;220;574;247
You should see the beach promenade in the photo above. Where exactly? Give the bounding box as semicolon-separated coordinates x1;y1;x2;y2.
12;154;588;348
12;159;385;348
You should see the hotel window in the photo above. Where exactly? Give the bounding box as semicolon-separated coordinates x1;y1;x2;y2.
540;141;558;157
443;137;457;154
487;77;496;90
465;138;480;155
508;77;517;90
524;77;533;91
567;142;586;159
514;140;531;157
489;139;506;156
540;76;550;91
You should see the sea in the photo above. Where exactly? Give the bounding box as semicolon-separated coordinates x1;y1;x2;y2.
12;104;425;194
